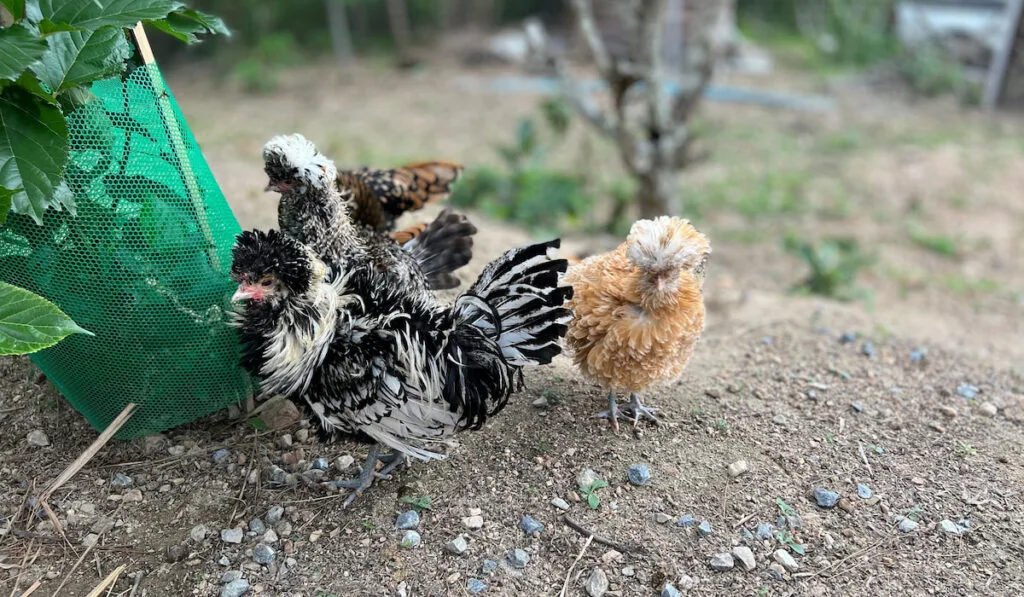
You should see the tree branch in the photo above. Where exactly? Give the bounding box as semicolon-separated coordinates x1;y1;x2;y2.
570;0;614;78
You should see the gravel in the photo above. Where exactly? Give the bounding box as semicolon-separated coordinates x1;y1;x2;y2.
861;341;877;357
520;515;544;536
732;545;756;571
978;402;998;417
839;332;856;344
584;567;609;596
217;556;230;566
26;430;49;447
276;434;292;449
122;489;143;503
813;488;840;508
334;455;355;471
939;519;965;534
655;513;674;524
897;517;919;533
755;522;774;540
221;528;244;544
956;384;979;399
221;578;250;597
249;519;266;535
577;469;600;489
551;497;570;511
709;552;735;571
252;544;276;565
697;520;713;537
773;550;799;571
396;511;420;530
661;585;682;597
856;484;872;499
110;472;133;488
400;530;421;548
445;535;468;555
221;571;242;584
481;559;498;574
677;514;696;528
311;457;330;470
189;524;208;543
466;579;487;594
262;529;279;544
212;448;230;464
463;516;484;529
266;505;284;525
627;464;651;486
727;460;749;478
508;548;530;569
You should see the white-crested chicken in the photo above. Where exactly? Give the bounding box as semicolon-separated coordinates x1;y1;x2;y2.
262;134;474;291
229;228;572;505
564;216;711;432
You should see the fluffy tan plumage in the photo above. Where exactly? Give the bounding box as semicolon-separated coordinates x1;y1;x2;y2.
564;216;711;431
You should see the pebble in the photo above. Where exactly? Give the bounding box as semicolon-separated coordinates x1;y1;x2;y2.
262;529;279;544
122;489;143;503
897;517;918;533
221;571;242;584
733;546;756;571
577;469;600;489
861;341;876;357
621;565;634;576
956;384;979;400
655;513;674;524
520;515;544;536
393;530;417;549
531;396;549;408
676;514;696;528
82;533;99;548
276;434;293;449
221;578;250;597
335;455;355;471
26;430;50;447
728;460;749;478
110;472;133;488
709;552;735;571
697;520;713;537
551;497;570;511
601;550;622;564
856;484;872;499
445;535;468;555
584;567;609;596
772;414;787;425
773;549;799;571
212;448;231;464
218;556;231;566
768;563;786;580
266;505;284;525
294;428;309;443
463;516;484;529
627;464;651;486
910;348;927;363
311;457;330;470
978;402;998;417
221;528;244;544
813;488;840;508
839;332;856;344
165;544;187;563
249;519;267;535
167;445;185;457
508;548;529;569
851;403;864;413
466;579;487;594
277;521;292;536
662;585;682;597
838;498;856;514
755;522;774;540
253;543;276;564
938;406;958;419
396;511;420;530
189;524;208;543
481;560;498;574
939;519;964;534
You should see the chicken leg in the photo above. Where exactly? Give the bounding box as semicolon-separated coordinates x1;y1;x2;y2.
597;390;659;432
330;444;408;506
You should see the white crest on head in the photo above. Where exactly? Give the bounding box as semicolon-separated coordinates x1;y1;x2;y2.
263;133;338;192
626;216;711;272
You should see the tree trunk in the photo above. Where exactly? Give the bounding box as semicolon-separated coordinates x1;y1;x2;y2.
326;0;355;68
386;0;414;65
663;0;685;72
636;171;677;218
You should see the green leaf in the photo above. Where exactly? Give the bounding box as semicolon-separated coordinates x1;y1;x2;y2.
0;86;69;224
2;0;26;21
590;479;608;491
246;416;266;430
789;543;806;556
587;493;599;509
14;69;57;105
147;8;229;43
0;186;13;225
0;24;48;82
31;26;131;93
0;281;92;356
36;0;177;33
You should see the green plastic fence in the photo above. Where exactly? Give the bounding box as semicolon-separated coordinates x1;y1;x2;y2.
0;62;253;439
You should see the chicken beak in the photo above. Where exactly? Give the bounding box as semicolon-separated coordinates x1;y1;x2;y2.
656;276;666;292
231;285;257;302
265;180;288;193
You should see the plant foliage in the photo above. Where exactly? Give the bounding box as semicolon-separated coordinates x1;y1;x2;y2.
0;280;90;355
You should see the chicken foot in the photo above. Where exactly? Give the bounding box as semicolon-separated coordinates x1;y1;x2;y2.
330;444;408;506
597;390;659;433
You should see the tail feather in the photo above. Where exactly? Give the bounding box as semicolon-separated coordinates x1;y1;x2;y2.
402;209;477;290
354;161;464;226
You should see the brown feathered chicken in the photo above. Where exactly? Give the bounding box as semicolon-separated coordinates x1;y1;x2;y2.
564;217;711;432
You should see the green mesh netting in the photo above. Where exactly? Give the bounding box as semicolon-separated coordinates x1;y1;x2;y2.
0;62;254;439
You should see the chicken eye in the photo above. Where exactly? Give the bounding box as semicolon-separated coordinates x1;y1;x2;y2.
260;278;274;287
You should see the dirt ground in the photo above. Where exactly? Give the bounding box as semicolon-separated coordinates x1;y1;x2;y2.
1;41;1023;597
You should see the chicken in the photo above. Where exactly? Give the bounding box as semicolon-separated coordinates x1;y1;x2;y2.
564;216;711;433
229;229;572;505
262;134;474;290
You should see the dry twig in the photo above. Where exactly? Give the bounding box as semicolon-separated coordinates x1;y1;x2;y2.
559;534;593;597
562;515;644;553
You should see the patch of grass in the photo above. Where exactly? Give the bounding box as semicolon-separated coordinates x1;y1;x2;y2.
940;275;1001;295
868;444;884;454
784;235;874;300
775;530;806;555
713;419;730;434
735;170;807;221
903;505;924;522
361;520;376;531
579;479;609;510
775;497;797;518
908;224;961;259
541;388;563;406
399;495;433;512
817;130;864;154
955;442;977;458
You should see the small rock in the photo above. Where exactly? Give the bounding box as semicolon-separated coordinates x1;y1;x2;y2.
311;457;330;470
584;567;609;596
768;563;786;580
838;498;856;514
856;484;872;499
212;448;231;464
956;384;979;400
676;514;697;528
551;497;570;511
266;506;284;524
334;455;355;471
294;428;309;442
399;530;421;548
463;516;484;529
110;472;133;488
217;556;231;566
253;543;276;564
396;510;420;530
733;546;756;571
508;548;529;569
910;348;927;363
780;514;803;530
26;430;50;447
445;535;468;555
531;396;548;408
978;402;998;417
268;466;287;485
655;513;673;524
481;560;499;574
727;460;749;478
708;552;735;571
262;529;279;544
520;515;544;535
773;549;799;571
468;508;482;516
248;519;266;535
939;519;964;534
167;445;185;457
813;488;840;508
122;489;143;503
677;575;698;591
938;406;958;419
839;332;856;344
221;528;244;544
277;521;292;536
220;570;242;584
627;464;651;486
82;533;99;548
861;341;876;357
851;403;864;413
221;578;250;597
309;530;323;543
263;399;301;430
577;469;600;489
897;517;918;533
661;584;682;597
600;550;622;564
697;520;713;537
189;524;207;543
929;421;946;433
755;522;774;540
466;579;487;594
772;414;787;425
165;544;187;563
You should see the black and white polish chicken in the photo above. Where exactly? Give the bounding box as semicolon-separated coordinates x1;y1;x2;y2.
229;228;572;505
262;133;475;291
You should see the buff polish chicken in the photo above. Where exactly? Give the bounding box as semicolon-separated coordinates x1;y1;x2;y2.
564;217;711;433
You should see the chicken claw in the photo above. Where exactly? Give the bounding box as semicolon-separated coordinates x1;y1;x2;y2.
596;390;622;433
330;444;407;507
627;393;659;427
